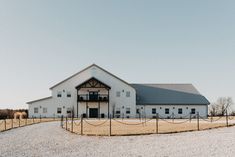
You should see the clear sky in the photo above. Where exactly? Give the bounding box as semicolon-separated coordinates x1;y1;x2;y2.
0;0;234;109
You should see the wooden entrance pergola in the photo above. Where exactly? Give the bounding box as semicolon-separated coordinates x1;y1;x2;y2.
75;77;111;118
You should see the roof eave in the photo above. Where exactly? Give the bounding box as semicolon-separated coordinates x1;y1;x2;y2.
27;96;52;104
136;103;210;105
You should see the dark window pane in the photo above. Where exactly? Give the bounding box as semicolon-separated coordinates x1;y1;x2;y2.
152;108;156;114
191;108;196;114
165;108;170;114
178;108;183;114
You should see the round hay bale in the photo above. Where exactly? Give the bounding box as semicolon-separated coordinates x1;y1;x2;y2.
14;112;27;119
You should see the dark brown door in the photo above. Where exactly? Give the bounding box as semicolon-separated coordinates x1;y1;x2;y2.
89;108;98;118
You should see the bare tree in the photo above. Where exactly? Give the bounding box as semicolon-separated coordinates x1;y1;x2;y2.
210;97;234;116
209;103;217;116
231;111;235;116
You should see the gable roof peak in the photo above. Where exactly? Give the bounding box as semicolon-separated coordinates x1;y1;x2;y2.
49;64;134;90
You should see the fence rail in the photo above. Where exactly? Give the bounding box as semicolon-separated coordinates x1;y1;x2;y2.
0;118;59;132
61;112;235;136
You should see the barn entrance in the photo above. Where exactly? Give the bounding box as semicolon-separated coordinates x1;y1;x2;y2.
89;108;98;118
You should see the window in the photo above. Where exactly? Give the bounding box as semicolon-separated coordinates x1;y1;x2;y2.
126;108;130;114
152;108;156;114
126;91;130;97
67;108;71;114
116;108;120;114
43;108;47;113
57;108;62;114
34;107;38;114
57;91;62;97
178;108;183;114
191;108;196;114
136;109;140;114
165;108;170;114
116;91;121;97
67;92;71;98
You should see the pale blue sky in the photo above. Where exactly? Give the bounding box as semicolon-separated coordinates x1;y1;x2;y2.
0;0;234;109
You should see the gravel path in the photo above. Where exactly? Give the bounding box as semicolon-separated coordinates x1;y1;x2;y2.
0;122;234;157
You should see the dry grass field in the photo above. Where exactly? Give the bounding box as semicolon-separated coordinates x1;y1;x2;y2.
63;116;235;136
1;116;235;136
0;118;59;132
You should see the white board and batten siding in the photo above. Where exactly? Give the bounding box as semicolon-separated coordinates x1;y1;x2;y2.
28;65;136;118
28;64;209;118
136;105;208;118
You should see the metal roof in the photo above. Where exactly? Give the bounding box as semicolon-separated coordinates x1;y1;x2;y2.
27;96;52;104
131;84;210;105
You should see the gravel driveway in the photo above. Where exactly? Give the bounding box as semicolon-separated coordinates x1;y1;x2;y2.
0;122;234;157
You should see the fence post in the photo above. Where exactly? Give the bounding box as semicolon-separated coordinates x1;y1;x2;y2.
145;114;147;126
197;112;199;131
33;117;34;123
109;114;112;136
226;110;229;127
156;113;159;134
4;119;6;130
40;115;41;123
71;116;74;133
66;117;68;130
19;118;20;127
172;112;174;122
81;115;83;135
26;118;27;125
60;115;63;127
190;113;192;123
11;119;13;129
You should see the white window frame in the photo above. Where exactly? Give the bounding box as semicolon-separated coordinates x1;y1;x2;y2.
116;108;121;114
34;107;38;114
57;107;62;114
126;108;131;114
43;108;47;113
165;108;170;114
136;108;140;114
116;91;121;97
57;91;62;98
67;108;71;114
178;108;183;114
67;91;71;98
152;108;156;114
191;108;196;114
126;91;130;97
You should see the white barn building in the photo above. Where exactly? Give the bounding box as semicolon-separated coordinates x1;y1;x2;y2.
27;64;210;118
